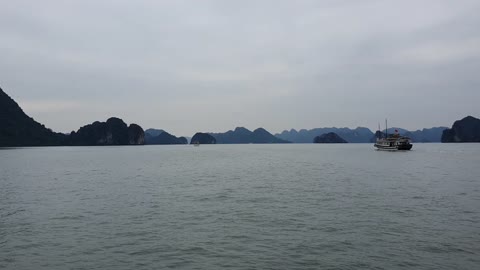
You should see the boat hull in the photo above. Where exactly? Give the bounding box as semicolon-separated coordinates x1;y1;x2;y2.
374;144;413;151
397;144;413;150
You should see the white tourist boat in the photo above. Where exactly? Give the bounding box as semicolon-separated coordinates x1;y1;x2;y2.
374;121;413;151
374;135;413;150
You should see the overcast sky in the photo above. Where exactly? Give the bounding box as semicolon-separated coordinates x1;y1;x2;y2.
1;0;479;136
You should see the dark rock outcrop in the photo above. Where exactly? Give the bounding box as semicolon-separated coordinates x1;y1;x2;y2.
0;87;66;146
67;117;145;146
441;116;480;143
145;131;187;145
191;133;216;144
313;132;348;143
128;124;145;145
210;127;290;144
0;87;146;147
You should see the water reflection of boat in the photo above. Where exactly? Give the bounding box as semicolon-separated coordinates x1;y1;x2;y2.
374;120;413;151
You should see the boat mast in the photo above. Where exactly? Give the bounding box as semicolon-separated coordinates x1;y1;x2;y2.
385;119;388;138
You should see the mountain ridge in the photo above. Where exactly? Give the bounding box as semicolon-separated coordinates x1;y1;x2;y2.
145;131;187;145
277;126;447;143
210;127;290;144
145;128;165;137
1;87;144;146
0;86;465;146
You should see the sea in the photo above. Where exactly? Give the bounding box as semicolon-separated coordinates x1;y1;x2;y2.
1;144;479;270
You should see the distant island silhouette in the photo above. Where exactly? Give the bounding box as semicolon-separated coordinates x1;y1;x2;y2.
276;126;448;144
191;133;216;144
314;132;348;143
145;129;188;145
67;117;145;146
1;86;478;147
209;127;290;144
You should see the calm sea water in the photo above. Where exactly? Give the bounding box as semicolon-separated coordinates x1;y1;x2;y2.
1;144;479;270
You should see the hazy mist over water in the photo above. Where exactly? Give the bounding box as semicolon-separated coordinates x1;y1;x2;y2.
1;144;479;269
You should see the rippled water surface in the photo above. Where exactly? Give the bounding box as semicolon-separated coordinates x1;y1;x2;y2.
1;144;479;269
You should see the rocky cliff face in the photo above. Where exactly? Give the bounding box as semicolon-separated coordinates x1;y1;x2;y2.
68;117;145;146
441;116;480;142
313;132;348;143
128;124;145;145
191;133;216;144
0;87;66;146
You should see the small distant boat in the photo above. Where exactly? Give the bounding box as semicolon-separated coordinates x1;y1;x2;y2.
193;141;200;147
374;120;413;151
